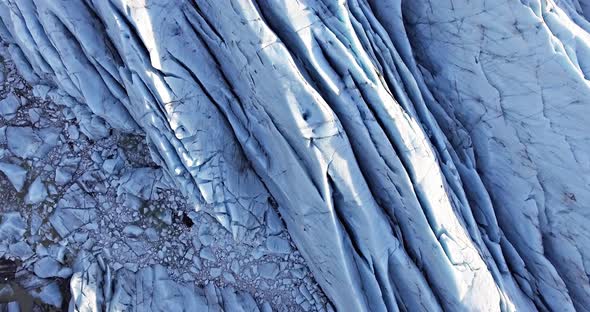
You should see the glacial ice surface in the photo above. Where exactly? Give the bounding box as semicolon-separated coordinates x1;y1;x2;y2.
1;0;590;311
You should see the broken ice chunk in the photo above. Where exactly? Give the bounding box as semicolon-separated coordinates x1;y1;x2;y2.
55;157;80;185
32;85;51;99
67;124;80;140
49;184;97;237
122;225;144;238
0;162;27;192
102;152;125;175
223;272;236;283
0;126;5;144
116;168;163;201
0;93;20;120
30;281;62;308
33;257;72;279
55;167;73;185
199;247;216;262
258;263;280;280
265;236;292;255
28;108;41;124
6;127;42;159
6;302;20;312
25;176;48;205
265;209;284;235
0;212;26;242
6;127;59;159
145;227;159;242
210;267;222;278
8;241;33;260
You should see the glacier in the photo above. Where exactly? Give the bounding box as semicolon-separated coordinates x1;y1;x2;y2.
0;0;589;311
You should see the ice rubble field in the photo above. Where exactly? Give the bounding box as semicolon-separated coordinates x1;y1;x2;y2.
0;0;590;311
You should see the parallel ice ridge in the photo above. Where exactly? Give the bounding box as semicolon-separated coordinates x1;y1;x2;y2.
0;0;589;311
403;0;590;310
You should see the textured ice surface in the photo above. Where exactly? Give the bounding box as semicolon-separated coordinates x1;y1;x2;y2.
68;251;263;312
1;0;590;311
0;45;323;311
0;93;18;120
